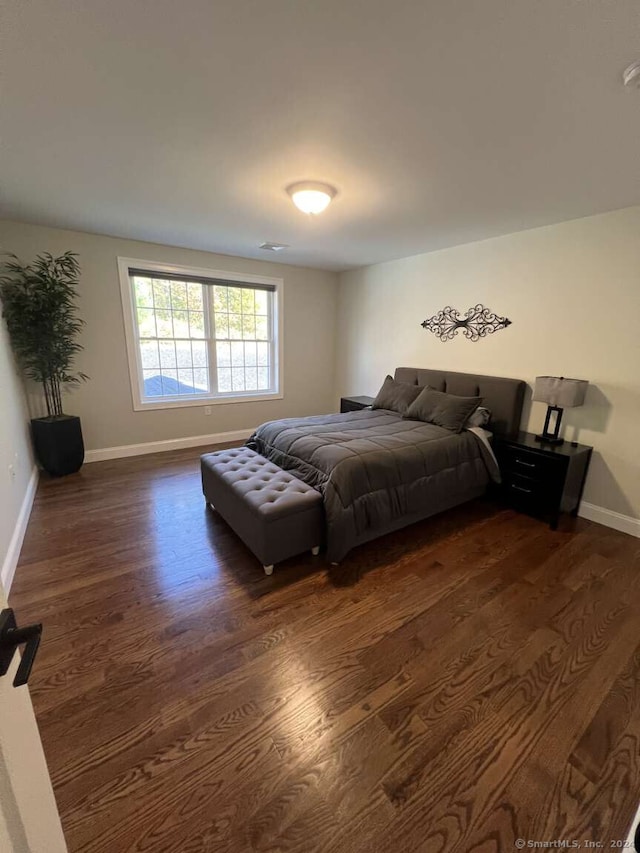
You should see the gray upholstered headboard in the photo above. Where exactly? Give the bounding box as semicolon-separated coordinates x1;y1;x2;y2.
394;367;526;437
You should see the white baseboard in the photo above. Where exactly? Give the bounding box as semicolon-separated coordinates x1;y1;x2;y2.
1;465;39;597
84;428;254;463
579;501;640;538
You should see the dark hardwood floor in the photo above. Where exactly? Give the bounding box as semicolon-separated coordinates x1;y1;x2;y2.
10;446;640;852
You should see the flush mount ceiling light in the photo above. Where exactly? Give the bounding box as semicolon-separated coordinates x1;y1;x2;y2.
623;60;640;88
286;181;337;215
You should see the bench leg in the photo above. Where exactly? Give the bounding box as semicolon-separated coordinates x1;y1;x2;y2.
311;546;320;556
263;564;274;576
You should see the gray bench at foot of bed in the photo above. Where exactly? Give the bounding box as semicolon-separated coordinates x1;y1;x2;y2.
201;447;324;575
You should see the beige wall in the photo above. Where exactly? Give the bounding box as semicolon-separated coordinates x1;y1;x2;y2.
0;221;339;451
0;313;34;590
337;207;640;520
2;210;638;522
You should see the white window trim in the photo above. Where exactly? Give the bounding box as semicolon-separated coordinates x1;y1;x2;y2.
117;257;284;411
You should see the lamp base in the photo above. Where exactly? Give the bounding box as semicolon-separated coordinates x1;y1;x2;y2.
536;405;565;446
534;433;564;446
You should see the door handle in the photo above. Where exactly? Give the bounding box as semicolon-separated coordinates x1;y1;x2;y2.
0;609;42;687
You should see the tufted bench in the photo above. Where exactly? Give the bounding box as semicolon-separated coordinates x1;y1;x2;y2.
201;447;324;575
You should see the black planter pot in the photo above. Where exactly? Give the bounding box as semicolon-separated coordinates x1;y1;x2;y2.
31;415;85;477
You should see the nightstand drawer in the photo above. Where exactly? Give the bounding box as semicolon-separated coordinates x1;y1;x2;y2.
502;470;559;501
500;472;561;517
496;445;564;483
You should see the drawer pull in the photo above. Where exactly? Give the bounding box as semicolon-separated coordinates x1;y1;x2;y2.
510;483;533;495
515;458;536;469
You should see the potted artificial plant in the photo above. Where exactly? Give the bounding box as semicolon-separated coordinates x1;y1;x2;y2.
0;251;88;477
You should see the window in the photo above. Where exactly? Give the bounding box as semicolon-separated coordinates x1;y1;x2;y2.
118;258;282;410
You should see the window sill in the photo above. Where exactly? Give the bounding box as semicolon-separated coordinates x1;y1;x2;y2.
133;392;284;412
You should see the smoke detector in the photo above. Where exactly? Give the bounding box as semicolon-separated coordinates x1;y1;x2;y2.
623;61;640;88
259;242;289;252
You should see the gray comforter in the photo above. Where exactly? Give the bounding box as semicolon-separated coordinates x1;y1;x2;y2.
247;409;498;562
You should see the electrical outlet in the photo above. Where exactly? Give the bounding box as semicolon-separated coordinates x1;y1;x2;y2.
204;406;212;416
8;463;16;481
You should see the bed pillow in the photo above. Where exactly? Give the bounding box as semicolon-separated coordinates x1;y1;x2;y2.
466;406;492;428
371;375;422;415
404;387;482;432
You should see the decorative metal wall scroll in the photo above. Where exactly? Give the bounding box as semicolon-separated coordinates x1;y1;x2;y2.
421;304;512;342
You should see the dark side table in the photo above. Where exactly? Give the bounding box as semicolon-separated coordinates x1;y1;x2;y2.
340;395;375;413
493;431;592;530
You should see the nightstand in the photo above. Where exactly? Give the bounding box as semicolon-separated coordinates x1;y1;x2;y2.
340;395;375;413
493;431;592;530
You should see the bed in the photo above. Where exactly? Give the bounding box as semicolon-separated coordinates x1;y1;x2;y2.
247;368;526;562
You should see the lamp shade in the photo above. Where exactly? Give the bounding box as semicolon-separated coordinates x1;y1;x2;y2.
533;376;588;408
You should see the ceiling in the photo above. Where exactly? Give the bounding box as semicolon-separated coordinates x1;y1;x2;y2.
2;0;640;271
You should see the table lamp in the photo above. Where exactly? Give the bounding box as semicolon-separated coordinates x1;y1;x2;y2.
533;376;588;446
